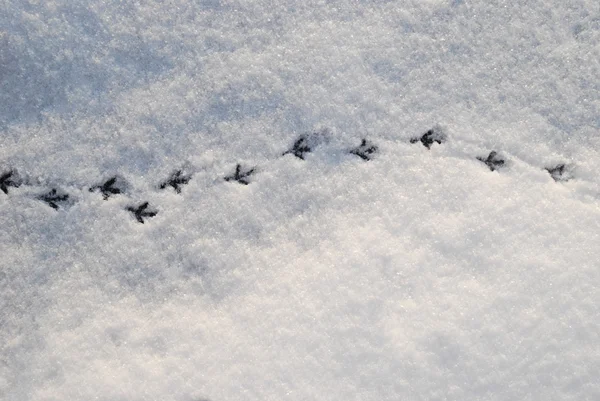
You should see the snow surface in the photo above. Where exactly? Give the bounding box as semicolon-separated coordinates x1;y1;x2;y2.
1;0;600;400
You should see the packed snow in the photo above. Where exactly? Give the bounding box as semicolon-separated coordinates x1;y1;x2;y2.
1;1;599;400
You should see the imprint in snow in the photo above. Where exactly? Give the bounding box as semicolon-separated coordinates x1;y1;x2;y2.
545;164;573;182
90;176;127;200
38;189;70;210
350;139;378;161
224;164;256;185
126;202;158;224
159;170;192;193
282;130;329;160
0;169;22;194
477;151;506;172
410;127;446;149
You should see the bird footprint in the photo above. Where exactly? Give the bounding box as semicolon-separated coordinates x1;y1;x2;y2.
126;202;158;224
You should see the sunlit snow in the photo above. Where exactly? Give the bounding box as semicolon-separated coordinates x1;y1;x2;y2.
1;1;599;400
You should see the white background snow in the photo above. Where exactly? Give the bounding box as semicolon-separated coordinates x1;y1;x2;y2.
1;0;600;400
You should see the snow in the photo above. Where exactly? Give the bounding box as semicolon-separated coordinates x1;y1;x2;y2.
1;0;599;400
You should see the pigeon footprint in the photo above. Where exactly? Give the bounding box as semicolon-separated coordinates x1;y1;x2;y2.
477;151;505;172
126;202;158;224
350;139;378;161
0;169;22;194
90;176;127;200
224;164;256;185
160;170;192;193
38;189;70;210
545;164;573;182
283;130;329;160
410;127;446;149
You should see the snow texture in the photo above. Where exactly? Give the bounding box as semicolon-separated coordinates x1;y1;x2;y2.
1;1;600;400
